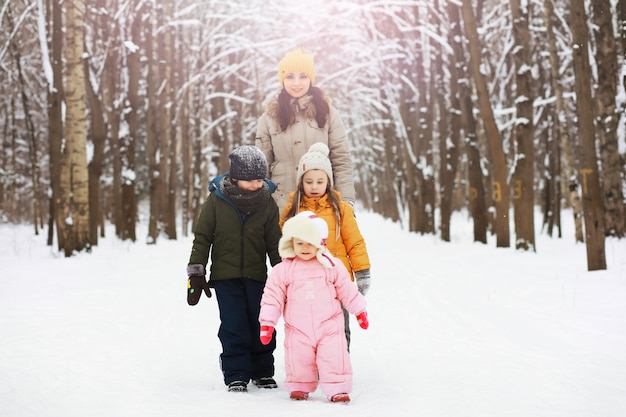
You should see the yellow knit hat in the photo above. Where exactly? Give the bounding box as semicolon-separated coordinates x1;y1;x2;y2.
277;48;316;85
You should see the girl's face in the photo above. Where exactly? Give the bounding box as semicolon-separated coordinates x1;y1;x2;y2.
283;73;311;98
302;169;329;199
236;179;264;191
292;237;317;261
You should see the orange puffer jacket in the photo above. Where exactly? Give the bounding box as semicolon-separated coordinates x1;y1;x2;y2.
280;192;370;281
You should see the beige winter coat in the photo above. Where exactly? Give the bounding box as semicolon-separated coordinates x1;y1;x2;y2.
255;95;356;212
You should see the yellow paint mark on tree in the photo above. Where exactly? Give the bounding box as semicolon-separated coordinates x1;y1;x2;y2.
579;168;593;195
493;181;502;202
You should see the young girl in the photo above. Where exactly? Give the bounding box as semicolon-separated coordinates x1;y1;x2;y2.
255;47;355;212
281;142;371;347
186;145;282;393
259;211;369;403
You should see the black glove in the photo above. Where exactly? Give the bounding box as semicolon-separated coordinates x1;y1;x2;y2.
187;275;212;305
187;264;211;305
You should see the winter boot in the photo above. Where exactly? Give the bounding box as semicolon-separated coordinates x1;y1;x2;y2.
252;377;277;389
228;381;248;393
330;393;350;403
290;391;309;401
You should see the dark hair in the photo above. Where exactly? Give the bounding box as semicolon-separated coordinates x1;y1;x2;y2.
277;86;330;132
284;183;342;233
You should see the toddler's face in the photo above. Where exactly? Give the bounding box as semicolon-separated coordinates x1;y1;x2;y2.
292;238;317;261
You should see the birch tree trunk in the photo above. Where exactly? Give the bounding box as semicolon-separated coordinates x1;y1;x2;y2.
60;0;90;256
570;0;607;270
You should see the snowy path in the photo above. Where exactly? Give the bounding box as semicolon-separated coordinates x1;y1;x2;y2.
1;212;626;416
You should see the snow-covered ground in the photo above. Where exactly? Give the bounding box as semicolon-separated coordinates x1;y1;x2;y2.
1;210;625;417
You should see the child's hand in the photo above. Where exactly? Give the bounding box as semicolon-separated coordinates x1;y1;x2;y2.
187;275;211;305
260;325;275;345
356;311;369;329
355;270;371;295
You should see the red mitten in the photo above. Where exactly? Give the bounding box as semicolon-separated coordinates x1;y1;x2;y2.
356;311;369;329
260;325;275;345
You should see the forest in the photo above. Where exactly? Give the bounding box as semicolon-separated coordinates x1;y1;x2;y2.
0;0;625;271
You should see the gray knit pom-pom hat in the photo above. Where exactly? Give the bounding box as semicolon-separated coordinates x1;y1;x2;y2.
228;146;268;180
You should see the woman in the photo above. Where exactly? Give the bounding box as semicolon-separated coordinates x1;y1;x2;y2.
255;47;355;212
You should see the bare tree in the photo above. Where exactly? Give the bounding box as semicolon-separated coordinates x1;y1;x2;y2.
146;2;160;244
570;0;607;271
44;0;64;248
509;0;535;251
438;0;459;242
120;0;140;242
7;5;44;235
461;0;510;247
591;0;625;238
449;0;488;244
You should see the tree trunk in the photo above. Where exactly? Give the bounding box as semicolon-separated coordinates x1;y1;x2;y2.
121;0;141;242
155;6;174;240
190;70;205;232
440;0;459;242
164;17;178;240
84;60;106;246
509;0;536;251
450;0;487;243
570;0;607;270
46;0;64;248
621;0;626;92
591;0;625;237
461;0;510;247
146;2;160;244
60;0;90;256
180;29;191;237
420;34;436;236
8;9;43;235
0;105;7;218
543;0;582;242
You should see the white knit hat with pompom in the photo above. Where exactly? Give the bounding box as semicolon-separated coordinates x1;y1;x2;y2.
296;143;333;187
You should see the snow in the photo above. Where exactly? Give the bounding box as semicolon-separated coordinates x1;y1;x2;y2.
1;210;626;417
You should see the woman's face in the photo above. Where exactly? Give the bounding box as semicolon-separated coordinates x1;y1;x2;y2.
302;169;329;199
283;73;311;98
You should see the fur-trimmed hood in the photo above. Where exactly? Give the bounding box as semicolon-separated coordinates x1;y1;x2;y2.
263;94;332;123
255;92;355;212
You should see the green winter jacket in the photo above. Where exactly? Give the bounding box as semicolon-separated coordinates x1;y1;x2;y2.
188;174;282;283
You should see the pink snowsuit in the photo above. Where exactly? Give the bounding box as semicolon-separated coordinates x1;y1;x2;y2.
259;256;366;397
